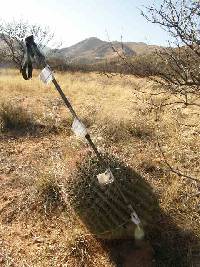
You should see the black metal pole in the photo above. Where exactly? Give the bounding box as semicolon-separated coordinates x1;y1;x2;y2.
52;78;104;163
52;78;78;119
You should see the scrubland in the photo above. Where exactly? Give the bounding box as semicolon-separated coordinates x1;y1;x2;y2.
0;68;199;266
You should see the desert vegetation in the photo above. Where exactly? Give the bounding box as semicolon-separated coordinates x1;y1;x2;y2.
0;0;200;266
0;68;199;266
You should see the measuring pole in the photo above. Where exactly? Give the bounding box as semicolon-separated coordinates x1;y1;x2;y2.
22;35;142;230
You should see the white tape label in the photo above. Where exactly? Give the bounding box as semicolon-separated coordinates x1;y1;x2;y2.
130;211;141;225
39;65;54;84
72;118;87;138
97;168;115;185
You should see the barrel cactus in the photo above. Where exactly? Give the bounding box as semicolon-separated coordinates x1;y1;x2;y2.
67;153;159;240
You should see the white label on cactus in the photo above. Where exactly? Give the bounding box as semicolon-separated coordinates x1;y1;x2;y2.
97;168;115;185
39;65;54;84
130;211;141;225
72;118;87;138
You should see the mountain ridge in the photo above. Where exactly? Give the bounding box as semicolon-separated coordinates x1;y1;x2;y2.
53;37;160;64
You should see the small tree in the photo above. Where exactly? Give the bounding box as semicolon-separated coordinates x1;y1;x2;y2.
142;0;200;99
0;20;55;67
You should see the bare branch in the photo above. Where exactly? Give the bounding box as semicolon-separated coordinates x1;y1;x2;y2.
0;20;55;67
142;0;200;94
157;138;200;184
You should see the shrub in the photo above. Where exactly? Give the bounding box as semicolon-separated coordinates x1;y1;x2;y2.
0;103;35;132
35;174;61;214
48;52;159;78
99;119;131;143
98;117;154;143
0;102;72;135
67;153;159;240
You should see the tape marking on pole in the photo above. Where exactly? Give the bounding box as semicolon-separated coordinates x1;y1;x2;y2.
97;168;115;185
130;210;141;225
72;118;87;138
39;65;54;84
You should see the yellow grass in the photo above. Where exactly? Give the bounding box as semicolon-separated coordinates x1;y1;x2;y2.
0;68;199;266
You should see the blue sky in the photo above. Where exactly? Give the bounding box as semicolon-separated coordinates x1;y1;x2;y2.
1;0;169;47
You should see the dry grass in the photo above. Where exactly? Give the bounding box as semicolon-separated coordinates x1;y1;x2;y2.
0;68;199;266
0;103;36;132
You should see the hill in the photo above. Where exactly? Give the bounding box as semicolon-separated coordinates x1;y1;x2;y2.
53;37;160;64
